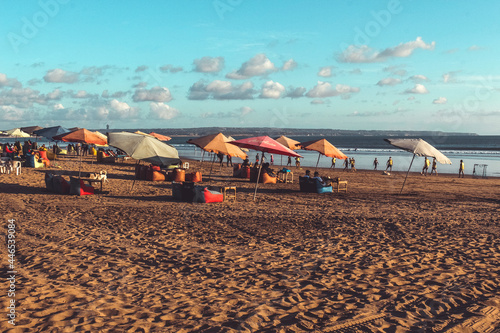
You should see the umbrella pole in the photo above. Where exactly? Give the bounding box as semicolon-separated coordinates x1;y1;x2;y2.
253;161;264;201
315;153;321;171
400;154;415;195
131;160;140;191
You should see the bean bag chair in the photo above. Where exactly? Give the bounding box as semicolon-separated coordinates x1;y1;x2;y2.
69;177;95;196
45;173;55;192
89;147;97;156
166;171;174;181
193;186;223;203
185;172;202;183
173;168;185;182
25;153;44;168
299;177;333;193
172;181;183;201
46;151;57;160
261;172;277;184
38;150;50;166
151;170;166;181
53;176;70;194
181;182;195;202
97;151;115;164
139;165;148;180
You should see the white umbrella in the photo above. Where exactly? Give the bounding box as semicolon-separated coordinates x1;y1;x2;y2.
5;128;31;138
384;138;452;194
108;132;180;166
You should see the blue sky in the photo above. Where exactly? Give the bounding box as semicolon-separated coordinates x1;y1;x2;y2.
1;0;499;134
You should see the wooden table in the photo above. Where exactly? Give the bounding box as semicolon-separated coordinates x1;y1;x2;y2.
79;177;104;192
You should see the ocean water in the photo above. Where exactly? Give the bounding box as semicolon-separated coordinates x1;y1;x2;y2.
3;135;500;177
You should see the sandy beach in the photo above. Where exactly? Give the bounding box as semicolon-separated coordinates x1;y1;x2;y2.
1;155;500;332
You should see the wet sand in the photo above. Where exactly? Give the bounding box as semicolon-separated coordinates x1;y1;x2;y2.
1;155;500;332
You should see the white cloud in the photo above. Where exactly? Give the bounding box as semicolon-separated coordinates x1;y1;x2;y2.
0;73;21;88
135;65;148;72
72;90;88;98
109;99;139;119
43;68;79;83
239;106;253;117
193;56;225;73
468;45;483;51
0;105;25;121
0;87;43;108
337;37;435;63
159;64;183;73
259;80;285;99
285;86;306;98
311;99;325;105
306;81;360;98
404;84;429;94
409;75;429;82
133;86;172;102
46;89;63;100
188;80;255;100
376;78;402;86
282;59;297;71
318;66;333;77
226;53;276;79
53;103;64;110
433;97;447;104
443;71;460;83
149;102;179;120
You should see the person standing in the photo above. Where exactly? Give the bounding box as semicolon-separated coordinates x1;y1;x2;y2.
459;160;465;178
270;154;274;165
373;158;379;170
343;157;349;171
386;157;393;172
295;156;300;168
430;157;438;176
287;156;292;167
331;157;336;169
226;155;233;167
256;153;260;165
421;157;430;176
350;158;356;172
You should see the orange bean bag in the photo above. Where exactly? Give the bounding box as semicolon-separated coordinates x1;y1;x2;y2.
173;168;185;182
185;172;202;183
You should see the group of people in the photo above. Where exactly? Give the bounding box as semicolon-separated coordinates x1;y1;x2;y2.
1;140;39;159
303;169;331;186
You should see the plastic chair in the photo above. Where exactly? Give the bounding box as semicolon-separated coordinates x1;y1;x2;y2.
183;162;189;169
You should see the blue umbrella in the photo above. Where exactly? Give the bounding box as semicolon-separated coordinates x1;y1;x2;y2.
33;126;71;141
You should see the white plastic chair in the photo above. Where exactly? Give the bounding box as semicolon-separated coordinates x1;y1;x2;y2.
183;162;189;169
12;161;21;175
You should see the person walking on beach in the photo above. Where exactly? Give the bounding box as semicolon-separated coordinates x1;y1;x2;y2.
421;157;430;176
331;157;336;169
295;157;301;169
226;155;233;167
350;158;356;172
459;160;465;178
430;157;438;176
386;157;393;172
287;156;292;167
343;157;349;171
373;158;379;170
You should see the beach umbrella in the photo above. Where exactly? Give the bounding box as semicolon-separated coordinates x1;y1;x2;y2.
384;138;452;194
33;126;71;141
148;132;171;141
53;128;109;177
187;133;248;181
108;131;180;166
21;126;43;135
229;136;302;200
275;135;300;165
5;128;31;138
93;131;109;147
299;138;347;170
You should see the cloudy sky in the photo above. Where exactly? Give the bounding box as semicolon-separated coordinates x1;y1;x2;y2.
1;1;499;134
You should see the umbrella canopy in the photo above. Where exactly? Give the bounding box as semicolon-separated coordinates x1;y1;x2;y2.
275;135;301;150
53;128;108;145
5;128;31;138
21;126;43;135
299;138;347;159
148;132;171;141
229;136;301;157
187;133;247;159
384;138;452;164
134;130;149;136
384;138;452;194
108;131;180;166
33;126;71;141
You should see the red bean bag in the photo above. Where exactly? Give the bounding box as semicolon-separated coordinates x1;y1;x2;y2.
203;188;224;203
69;177;94;196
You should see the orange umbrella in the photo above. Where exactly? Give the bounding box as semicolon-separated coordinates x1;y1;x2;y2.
148;132;171;141
187;133;247;159
275;135;300;150
53;128;108;177
299;138;347;170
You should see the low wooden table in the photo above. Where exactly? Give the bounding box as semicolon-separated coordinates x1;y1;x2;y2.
333;180;348;192
79;177;104;192
220;186;236;202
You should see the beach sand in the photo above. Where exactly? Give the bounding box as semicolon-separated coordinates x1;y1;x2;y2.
1;155;500;332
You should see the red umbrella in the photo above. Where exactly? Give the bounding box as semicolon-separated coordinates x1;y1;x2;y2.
229;136;302;200
53;128;108;177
